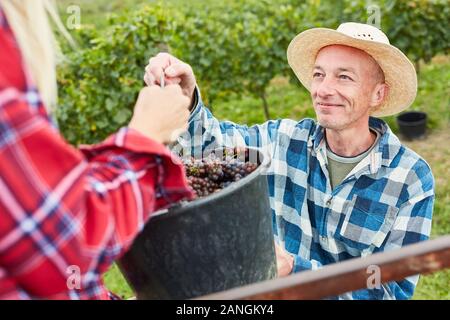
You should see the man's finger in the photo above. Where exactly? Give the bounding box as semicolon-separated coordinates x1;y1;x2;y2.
158;52;184;66
148;65;165;84
164;77;182;85
274;242;282;252
143;72;156;86
165;63;192;79
149;54;171;68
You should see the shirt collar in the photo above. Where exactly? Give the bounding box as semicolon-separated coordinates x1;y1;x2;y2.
311;116;402;168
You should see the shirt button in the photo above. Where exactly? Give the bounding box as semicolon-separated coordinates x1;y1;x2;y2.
326;199;332;206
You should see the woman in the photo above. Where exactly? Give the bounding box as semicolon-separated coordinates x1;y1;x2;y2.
0;0;193;299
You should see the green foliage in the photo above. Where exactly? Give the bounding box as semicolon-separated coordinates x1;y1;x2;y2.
385;0;449;64
171;0;308;117
57;5;176;144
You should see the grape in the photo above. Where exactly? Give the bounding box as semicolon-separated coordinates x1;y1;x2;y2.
182;150;258;199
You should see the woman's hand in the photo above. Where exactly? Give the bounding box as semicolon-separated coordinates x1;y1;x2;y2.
129;85;190;144
144;52;197;109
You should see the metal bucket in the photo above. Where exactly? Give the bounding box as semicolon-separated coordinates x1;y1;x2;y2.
118;147;276;299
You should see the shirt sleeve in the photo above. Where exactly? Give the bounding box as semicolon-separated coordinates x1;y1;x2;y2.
0;24;193;298
174;87;294;159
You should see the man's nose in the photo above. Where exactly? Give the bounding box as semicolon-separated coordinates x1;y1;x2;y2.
316;76;336;98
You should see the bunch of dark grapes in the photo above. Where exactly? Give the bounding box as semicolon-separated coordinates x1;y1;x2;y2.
183;153;258;199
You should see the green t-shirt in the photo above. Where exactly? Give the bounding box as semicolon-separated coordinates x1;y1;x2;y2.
326;129;380;190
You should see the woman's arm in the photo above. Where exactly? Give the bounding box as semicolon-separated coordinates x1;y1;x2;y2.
0;23;193;299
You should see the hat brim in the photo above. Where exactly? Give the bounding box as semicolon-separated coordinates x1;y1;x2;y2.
287;28;417;117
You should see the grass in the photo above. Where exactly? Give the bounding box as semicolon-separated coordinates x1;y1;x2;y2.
57;0;450;300
402;129;450;300
102;264;134;299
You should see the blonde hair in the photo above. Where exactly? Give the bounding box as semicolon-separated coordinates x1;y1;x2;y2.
1;0;74;113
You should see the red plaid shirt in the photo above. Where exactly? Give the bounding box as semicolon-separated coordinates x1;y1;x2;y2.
0;9;193;299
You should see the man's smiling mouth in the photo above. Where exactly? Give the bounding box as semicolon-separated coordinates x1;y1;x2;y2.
316;102;344;108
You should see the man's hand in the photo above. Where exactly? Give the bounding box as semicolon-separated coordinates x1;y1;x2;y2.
144;52;197;109
275;243;294;277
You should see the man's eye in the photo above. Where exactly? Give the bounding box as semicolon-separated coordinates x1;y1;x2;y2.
313;72;324;78
339;74;353;80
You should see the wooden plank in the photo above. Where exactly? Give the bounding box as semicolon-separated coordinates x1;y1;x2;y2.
196;235;450;300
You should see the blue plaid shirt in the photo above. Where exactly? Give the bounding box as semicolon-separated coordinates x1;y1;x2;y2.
174;90;435;300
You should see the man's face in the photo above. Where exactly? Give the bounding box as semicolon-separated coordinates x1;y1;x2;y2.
310;45;383;130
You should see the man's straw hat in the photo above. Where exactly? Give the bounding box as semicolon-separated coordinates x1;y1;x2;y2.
287;22;417;117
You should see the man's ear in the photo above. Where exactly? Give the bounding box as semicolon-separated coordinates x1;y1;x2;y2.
370;83;389;109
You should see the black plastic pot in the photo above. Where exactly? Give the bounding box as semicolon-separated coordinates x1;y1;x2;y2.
396;111;427;140
118;148;276;300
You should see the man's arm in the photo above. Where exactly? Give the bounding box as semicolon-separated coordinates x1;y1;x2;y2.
174;87;292;158
144;53;297;158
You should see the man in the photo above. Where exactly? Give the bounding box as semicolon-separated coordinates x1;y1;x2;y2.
144;22;435;299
